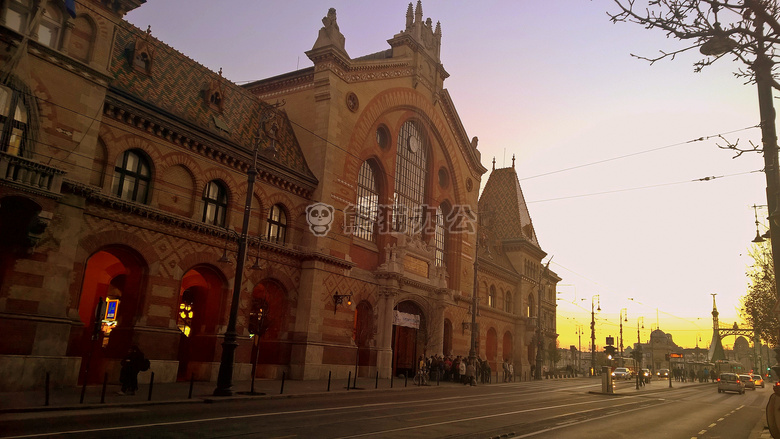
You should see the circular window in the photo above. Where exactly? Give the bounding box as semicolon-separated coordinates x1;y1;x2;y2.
376;125;390;149
438;167;449;189
346;92;359;112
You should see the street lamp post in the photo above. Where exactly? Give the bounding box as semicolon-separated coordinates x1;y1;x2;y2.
619;308;627;366
590;295;600;377
213;147;259;396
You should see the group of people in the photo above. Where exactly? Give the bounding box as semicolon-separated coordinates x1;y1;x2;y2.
415;354;515;385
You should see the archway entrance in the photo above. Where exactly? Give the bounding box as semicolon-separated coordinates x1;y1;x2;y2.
391;300;426;378
250;279;289;377
74;247;146;384
176;265;227;381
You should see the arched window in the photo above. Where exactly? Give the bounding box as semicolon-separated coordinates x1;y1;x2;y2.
5;0;32;35
488;285;496;308
266;204;287;243
0;84;28;156
355;161;379;241
527;293;535;318
111;149;151;203
505;290;512;313
38;1;64;49
434;205;448;267
202;180;228;227
393;120;428;235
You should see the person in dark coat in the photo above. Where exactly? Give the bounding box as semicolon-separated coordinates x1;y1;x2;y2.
118;346;145;395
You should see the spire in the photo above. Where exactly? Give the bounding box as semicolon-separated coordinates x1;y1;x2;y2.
708;293;726;362
406;3;413;29
415;0;423;23
492;157;495;170
512;154;515;169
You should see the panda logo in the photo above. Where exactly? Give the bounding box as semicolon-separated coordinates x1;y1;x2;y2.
306;203;334;236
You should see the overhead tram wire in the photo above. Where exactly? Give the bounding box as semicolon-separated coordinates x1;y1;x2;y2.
517;125;760;182
526;169;762;204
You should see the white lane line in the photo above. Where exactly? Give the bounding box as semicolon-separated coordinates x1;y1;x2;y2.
708;423;717;428
335;398;659;439
698;430;707;435
718;417;725;421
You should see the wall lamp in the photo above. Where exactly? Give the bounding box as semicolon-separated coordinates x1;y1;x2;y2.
333;293;352;314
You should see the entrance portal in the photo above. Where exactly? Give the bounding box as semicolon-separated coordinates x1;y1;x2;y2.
391;300;426;378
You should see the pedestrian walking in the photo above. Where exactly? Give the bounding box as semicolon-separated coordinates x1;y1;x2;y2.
118;345;148;395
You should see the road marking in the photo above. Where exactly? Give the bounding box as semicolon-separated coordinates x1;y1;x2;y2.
718;417;724;421
709;423;717;428
698;431;707;435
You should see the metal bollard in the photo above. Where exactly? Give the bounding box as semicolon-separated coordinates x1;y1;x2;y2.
100;372;108;403
280;372;286;394
404;372;408;387
327;371;332;392
390;373;394;388
347;371;351;391
375;371;379;389
147;372;155;401
45;372;50;407
188;374;194;399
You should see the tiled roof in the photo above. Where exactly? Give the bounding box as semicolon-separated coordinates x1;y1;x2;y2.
479;167;540;248
108;24;315;182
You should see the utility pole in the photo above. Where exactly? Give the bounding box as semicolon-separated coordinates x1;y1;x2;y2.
619;308;627;367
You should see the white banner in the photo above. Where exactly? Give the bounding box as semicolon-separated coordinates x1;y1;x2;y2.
393;311;420;329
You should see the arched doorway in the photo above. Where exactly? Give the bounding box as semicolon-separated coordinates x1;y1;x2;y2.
391;300;426;378
250;279;290;378
74;247;146;384
502;331;513;364
176;265;227;380
486;327;498;369
443;319;453;356
354;301;374;376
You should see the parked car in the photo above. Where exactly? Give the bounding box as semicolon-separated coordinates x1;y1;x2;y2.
657;368;670;379
740;374;756;390
718;373;745;394
752;374;765;388
612;367;632;380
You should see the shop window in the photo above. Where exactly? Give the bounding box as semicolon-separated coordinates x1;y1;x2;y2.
355;161;378;241
266;204;287;243
177;289;195;337
0;84;28;156
111;149;151;203
202;180;228;227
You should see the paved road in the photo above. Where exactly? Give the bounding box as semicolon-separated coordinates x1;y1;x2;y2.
0;378;770;438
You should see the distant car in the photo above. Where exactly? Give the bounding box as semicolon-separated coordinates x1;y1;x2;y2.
740;374;756;390
752;374;765;388
612;367;632;380
657;368;670;379
642;369;652;381
718;373;745;394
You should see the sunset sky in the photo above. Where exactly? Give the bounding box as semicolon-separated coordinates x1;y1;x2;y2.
126;1;769;352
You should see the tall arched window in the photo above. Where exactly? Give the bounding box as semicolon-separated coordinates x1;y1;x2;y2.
38;1;64;49
202;180;228;227
488;285;496;308
5;0;32;35
355;161;379;241
393;120;428;235
504;290;512;313
527;293;535;318
111;149;151;203
0;84;28;156
266;204;287;243
434;205;447;267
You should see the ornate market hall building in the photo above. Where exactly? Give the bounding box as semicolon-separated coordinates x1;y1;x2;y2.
0;0;559;391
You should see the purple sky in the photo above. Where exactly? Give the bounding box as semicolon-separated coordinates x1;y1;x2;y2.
126;1;768;351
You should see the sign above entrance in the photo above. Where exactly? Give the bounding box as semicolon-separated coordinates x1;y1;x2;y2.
393;311;420;329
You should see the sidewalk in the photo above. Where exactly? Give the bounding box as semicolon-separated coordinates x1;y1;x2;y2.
0;373;497;414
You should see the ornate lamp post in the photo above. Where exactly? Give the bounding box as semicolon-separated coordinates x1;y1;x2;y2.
589;295;600;376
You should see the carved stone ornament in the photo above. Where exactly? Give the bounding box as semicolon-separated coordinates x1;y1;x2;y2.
466;178;473;192
346;91;359;112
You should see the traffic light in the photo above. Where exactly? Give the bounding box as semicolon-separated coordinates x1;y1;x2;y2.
248;306;265;336
605;345;616;360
